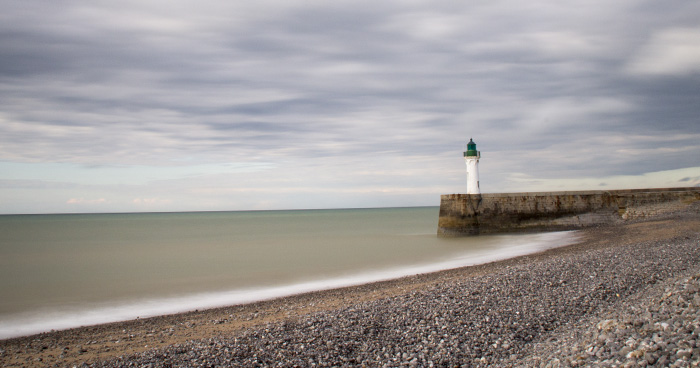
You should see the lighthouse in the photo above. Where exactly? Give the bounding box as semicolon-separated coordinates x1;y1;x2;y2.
464;138;481;194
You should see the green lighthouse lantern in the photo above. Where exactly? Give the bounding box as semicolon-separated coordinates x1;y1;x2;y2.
464;138;479;157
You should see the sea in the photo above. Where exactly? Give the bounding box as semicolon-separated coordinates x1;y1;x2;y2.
0;207;577;339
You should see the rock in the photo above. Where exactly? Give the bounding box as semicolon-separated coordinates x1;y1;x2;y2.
676;348;692;360
644;352;656;365
619;346;633;357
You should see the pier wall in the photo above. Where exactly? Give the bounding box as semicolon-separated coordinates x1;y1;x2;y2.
437;187;700;236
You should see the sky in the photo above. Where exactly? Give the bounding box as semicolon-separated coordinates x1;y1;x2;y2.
1;0;699;214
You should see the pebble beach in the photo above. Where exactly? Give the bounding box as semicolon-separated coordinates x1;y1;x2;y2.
1;204;699;367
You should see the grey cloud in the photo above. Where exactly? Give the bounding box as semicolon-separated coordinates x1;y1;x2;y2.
1;0;699;181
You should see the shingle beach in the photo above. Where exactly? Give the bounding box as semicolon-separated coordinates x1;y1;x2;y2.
2;204;699;367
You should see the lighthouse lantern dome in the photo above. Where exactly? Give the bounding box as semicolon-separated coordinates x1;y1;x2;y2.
464;138;479;157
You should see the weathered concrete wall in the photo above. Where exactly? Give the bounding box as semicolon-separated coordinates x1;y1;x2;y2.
437;187;700;236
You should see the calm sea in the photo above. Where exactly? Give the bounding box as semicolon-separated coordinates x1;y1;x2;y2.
0;207;576;339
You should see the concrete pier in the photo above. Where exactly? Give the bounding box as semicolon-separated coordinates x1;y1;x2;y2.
437;187;700;236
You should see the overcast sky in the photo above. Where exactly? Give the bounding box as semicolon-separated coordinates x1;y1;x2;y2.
1;0;699;214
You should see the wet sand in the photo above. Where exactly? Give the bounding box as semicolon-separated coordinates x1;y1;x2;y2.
1;207;698;367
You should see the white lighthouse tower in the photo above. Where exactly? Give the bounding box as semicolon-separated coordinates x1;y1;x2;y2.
464;138;481;194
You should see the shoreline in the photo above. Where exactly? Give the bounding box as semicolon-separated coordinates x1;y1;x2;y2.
1;208;699;367
0;230;576;341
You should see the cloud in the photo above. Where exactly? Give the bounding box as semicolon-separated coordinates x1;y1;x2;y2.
626;28;700;76
1;0;699;213
499;167;700;193
132;198;172;205
66;198;107;205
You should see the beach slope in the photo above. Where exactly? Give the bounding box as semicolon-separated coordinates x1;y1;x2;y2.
1;205;699;367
